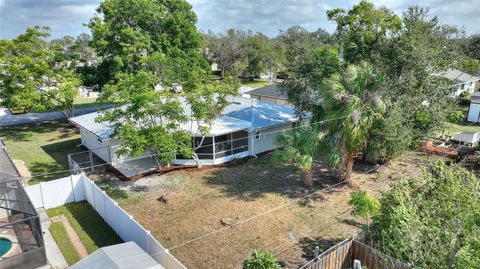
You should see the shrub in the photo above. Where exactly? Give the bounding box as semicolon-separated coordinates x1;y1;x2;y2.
447;110;464;123
243;249;280;269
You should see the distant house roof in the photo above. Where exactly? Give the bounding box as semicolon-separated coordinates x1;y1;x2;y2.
0;139;20;181
247;84;288;100
433;69;480;85
70;95;307;139
70;242;164;269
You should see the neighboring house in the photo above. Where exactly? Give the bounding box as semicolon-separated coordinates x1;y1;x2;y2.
433;69;480;97
0;139;47;269
467;91;480;122
69;95;309;177
245;84;290;106
70;242;164;269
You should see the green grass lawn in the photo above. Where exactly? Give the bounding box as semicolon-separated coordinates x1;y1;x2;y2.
49;222;81;265
47;202;122;259
239;80;272;89
0;120;85;184
73;96;108;109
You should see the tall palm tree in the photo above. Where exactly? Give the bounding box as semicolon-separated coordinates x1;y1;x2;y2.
274;126;319;187
321;62;385;186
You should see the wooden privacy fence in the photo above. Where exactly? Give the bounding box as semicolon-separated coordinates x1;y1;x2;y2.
300;237;410;269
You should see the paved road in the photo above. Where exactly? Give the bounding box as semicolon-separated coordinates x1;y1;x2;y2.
0;106;110;127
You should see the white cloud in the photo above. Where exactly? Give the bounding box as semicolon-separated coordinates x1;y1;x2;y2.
1;0;479;39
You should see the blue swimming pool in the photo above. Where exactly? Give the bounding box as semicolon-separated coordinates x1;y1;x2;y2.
0;238;12;256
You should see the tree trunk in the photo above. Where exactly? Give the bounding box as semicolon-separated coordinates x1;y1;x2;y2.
302;169;313;188
192;153;202;168
341;152;355;186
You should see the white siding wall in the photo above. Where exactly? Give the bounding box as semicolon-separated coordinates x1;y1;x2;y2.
468;103;480;122
250;123;292;155
79;127;112;163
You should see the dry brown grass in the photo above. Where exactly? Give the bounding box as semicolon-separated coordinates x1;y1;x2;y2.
108;152;433;269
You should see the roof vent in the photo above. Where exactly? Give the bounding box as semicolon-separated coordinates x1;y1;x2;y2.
232;101;243;105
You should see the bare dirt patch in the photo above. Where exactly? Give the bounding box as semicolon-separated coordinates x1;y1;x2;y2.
50;215;88;258
102;152;434;269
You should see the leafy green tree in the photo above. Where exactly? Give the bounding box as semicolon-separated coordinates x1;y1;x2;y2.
243;33;271;79
88;0;208;87
97;71;236;167
0;26;80;116
364;104;414;164
279;46;341;116
201;29;247;78
276;25;331;71
321;63;385;185
367;162;480;269
327;1;402;64
243;249;280;269
460;57;480;74
274;126;319;187
348;190;380;241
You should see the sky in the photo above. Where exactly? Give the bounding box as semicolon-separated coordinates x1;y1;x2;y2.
0;0;479;39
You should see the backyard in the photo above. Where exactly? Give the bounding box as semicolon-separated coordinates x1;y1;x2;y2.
0;120;84;184
47;202;123;265
94;151;440;269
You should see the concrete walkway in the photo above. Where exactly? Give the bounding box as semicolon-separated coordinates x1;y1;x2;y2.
0;106;110;127
38;208;69;269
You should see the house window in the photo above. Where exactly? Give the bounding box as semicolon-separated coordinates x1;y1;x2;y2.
255;130;260;140
97;137;103;144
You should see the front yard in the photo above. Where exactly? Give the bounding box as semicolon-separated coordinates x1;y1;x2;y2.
0;120;84;184
96;152;436;269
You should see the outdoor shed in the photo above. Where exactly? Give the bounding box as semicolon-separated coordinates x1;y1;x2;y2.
69;95;309;177
452;131;480;146
467;92;480;122
70;242;164;269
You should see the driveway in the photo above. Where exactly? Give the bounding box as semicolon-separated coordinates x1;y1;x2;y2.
0;106;110;127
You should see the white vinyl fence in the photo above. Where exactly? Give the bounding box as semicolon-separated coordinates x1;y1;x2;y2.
25;174;186;269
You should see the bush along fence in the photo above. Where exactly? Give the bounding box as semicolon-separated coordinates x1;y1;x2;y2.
300;236;410;269
24;174;187;269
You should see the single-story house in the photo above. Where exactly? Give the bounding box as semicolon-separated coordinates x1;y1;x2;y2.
245;84;290;106
433;69;480;97
70;242;164;269
69;95;309;177
467;92;480;122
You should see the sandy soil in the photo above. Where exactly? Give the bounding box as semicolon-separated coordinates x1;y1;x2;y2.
97;152;435;269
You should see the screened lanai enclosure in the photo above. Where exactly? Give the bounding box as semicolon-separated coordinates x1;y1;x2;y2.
178;130;249;161
0;139;47;269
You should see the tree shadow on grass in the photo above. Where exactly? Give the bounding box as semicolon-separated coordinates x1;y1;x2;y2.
41;138;85;163
28;162;69;184
62;201;123;249
0;120;76;142
203;154;339;202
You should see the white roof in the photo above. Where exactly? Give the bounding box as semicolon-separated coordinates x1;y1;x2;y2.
70;242;164;269
70;95;306;139
453;131;480;143
433;69;480;85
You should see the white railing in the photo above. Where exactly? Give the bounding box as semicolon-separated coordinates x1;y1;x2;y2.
24;174;187;269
